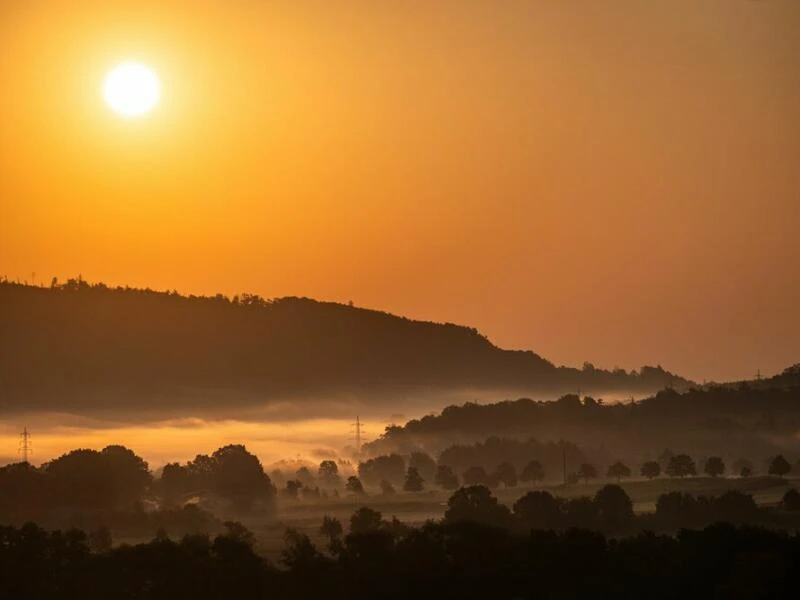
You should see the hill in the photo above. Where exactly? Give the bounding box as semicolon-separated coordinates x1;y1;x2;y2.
363;379;800;464
0;278;690;412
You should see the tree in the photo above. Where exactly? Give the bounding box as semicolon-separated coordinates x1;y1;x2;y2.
666;454;696;478
358;454;406;487
462;465;492;487
284;480;302;499
658;449;674;472
101;445;152;507
768;455;791;478
44;449;115;509
714;490;758;524
561;496;598;529
594;484;633;527
640;461;661;479
655;492;700;527
408;452;437;482
443;485;510;527
434;465;459;490
403;467;424;492
380;480;396;495
320;516;343;553
493;462;518;488
350;507;383;534
210;445;276;512
733;458;754;478
295;467;315;487
345;476;365;495
513;490;562;530
223;521;256;548
606;461;631;481
520;460;545;483
782;489;800;511
88;526;112;553
704;456;725;478
577;463;597;484
318;461;340;488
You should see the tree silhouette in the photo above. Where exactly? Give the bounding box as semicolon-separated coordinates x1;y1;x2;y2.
284;480;302;499
594;484;634;527
358;454;405;487
666;454;696;478
345;476;365;495
512;490;562;530
492;462;518;487
295;467;315;487
733;458;754;478
320;516;344;554
408;452;437;482
434;465;459;490
782;489;800;511
520;460;545;483
443;485;510;527
768;455;791;478
704;456;725;478
462;465;493;487
350;507;383;534
380;480;396;495
210;445;276;512
403;467;424;492
88;526;112;553
640;461;661;479
317;461;340;488
577;463;597;484
606;461;631;481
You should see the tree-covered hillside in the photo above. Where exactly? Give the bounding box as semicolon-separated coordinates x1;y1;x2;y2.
0;279;689;411
364;379;800;462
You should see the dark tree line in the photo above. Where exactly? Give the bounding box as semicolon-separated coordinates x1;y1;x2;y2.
0;444;276;533
3;493;800;600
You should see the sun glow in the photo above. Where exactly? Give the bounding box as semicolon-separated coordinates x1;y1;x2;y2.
103;62;160;118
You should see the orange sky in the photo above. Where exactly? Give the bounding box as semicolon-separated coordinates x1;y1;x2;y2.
1;1;798;383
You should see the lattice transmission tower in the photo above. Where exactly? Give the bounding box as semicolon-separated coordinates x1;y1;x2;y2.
19;426;32;463
351;416;366;459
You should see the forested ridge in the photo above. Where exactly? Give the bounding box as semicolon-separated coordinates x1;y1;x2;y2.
365;375;800;461
0;279;689;410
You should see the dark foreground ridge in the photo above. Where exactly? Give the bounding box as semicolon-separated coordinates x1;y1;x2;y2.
0;278;689;410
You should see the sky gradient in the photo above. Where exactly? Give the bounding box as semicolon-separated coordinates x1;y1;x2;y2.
2;1;798;383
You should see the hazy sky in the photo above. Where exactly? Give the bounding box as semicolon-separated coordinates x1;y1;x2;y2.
1;1;798;382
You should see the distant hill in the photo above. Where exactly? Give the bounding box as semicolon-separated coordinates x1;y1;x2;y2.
0;279;690;412
363;382;800;465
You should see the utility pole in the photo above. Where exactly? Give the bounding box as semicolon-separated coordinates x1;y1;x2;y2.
19;426;32;464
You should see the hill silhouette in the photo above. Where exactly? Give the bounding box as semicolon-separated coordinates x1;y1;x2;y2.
363;376;800;464
0;278;690;412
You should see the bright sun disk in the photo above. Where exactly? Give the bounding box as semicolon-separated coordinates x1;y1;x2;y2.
103;62;160;118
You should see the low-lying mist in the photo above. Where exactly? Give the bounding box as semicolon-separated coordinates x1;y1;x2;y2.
0;385;611;467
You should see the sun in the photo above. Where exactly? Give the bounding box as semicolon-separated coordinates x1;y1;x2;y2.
103;62;160;118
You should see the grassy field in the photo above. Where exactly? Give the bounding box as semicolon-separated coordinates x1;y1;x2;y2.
246;475;798;560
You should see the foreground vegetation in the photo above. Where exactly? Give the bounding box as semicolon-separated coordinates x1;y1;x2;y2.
3;481;800;600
